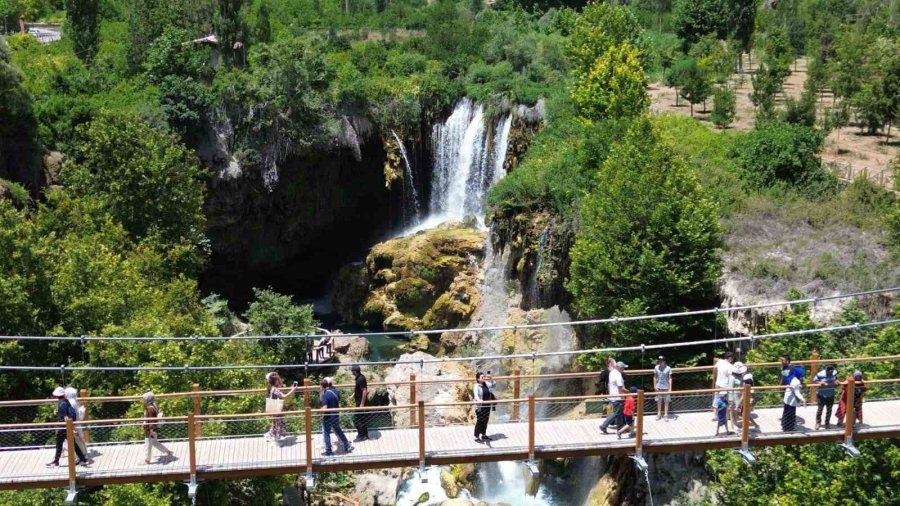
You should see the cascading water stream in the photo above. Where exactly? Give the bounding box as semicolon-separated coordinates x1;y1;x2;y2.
492;114;512;185
391;129;420;226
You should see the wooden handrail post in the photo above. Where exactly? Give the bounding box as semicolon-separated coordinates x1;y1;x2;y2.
512;369;521;422
740;383;751;448
844;376;855;440
527;395;535;462
409;373;417;428
417;401;426;472
65;417;77;484
79;388;90;444
303;378;310;408
809;352;820;403
635;391;644;455
304;406;313;474
187;413;197;478
192;383;202;437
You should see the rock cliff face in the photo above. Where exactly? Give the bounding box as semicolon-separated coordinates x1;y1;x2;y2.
201;134;408;306
333;223;486;331
490;210;574;311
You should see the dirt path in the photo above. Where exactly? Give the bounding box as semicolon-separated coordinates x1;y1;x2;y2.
648;56;897;189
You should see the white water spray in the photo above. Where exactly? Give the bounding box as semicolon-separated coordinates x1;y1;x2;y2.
392;129;420;226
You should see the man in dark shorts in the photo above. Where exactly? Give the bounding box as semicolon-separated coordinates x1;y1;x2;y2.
351;364;369;441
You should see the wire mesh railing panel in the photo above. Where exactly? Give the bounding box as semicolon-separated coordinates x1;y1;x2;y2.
0;423;63;450
197;413;306;471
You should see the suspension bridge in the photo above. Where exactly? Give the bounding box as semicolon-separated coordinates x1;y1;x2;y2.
0;288;897;503
0;355;897;504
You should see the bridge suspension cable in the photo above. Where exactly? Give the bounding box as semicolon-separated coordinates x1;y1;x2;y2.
0;318;896;372
0;286;896;343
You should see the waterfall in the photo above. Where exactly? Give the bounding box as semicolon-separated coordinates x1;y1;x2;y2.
426;99;512;228
392;130;420;226
491;114;512;185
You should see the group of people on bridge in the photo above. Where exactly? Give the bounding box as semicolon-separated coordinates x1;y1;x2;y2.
37;351;870;467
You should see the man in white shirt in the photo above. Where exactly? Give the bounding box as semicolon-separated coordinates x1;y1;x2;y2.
600;360;627;434
712;351;734;414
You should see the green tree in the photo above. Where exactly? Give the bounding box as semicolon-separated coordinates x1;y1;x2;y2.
757;25;793;81
252;0;271;44
783;89;817;127
0;35;40;194
750;64;780;125
710;85;736;128
65;0;99;63
245;287;317;365
677;58;712;116
730;0;756;70
215;0;249;67
566;118;722;351
62;113;207;261
570;42;649;121
731;121;836;195
566;2;644;78
672;0;732;47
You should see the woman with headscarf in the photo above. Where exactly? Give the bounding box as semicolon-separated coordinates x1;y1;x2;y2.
835;370;867;426
65;387;88;457
265;372;297;444
142;391;173;464
782;366;806;432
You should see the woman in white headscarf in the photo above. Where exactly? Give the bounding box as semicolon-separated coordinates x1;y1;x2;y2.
64;387;88;456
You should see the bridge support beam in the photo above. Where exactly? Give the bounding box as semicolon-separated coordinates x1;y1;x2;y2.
64;418;78;505
417;401;427;482
631;390;648;472
304;407;315;489
527;395;535;464
187;413;199;502
737;383;756;465
839;377;860;458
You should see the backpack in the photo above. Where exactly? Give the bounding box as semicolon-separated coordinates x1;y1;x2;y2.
597;369;610;395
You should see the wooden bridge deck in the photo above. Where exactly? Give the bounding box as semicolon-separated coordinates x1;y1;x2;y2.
2;399;898;490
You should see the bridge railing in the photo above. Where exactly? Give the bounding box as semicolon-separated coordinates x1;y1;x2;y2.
0;378;899;488
1;353;898;438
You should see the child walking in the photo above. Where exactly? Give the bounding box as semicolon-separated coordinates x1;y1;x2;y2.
617;387;639;439
715;392;732;436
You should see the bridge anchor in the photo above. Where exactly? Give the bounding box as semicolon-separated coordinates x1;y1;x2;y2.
186;476;199;503
736;443;756;465
304;471;316;491
64;480;78;505
839;438;861;458
629;454;648;473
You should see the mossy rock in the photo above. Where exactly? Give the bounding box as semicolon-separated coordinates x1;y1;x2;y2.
440;469;459;498
337;223;486;332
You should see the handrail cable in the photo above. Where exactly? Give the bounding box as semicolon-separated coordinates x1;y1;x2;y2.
0;318;895;372
0;286;895;342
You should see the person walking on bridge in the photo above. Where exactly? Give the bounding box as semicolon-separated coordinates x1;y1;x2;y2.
141;392;174;464
713;351;734;419
814;365;838;430
65;387;88;458
782;366;807;432
473;371;496;443
264;372;297;445
321;378;352;456
600;361;627;434
351;364;369;442
46;387;89;467
836;370;867;427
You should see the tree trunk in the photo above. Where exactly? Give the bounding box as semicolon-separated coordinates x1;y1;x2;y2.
690;102;694;117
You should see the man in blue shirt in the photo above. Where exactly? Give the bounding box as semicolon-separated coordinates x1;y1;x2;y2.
814;365;838;429
320;378;352;456
46;386;89;467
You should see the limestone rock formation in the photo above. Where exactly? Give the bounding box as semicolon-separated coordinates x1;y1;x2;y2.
350;469;400;506
334;222;486;332
384;351;470;426
332;332;369;360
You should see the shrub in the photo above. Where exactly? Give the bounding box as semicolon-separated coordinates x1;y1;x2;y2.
710;86;736;128
730;122;836;196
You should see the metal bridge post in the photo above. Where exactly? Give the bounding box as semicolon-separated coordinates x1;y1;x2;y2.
738;383;755;464
417;401;427;482
64;417;78;505
192;384;202;437
840;376;860;457
79;388;91;444
187;413;198;500
409;373;417;428
631;391;648;472
512;369;521;422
